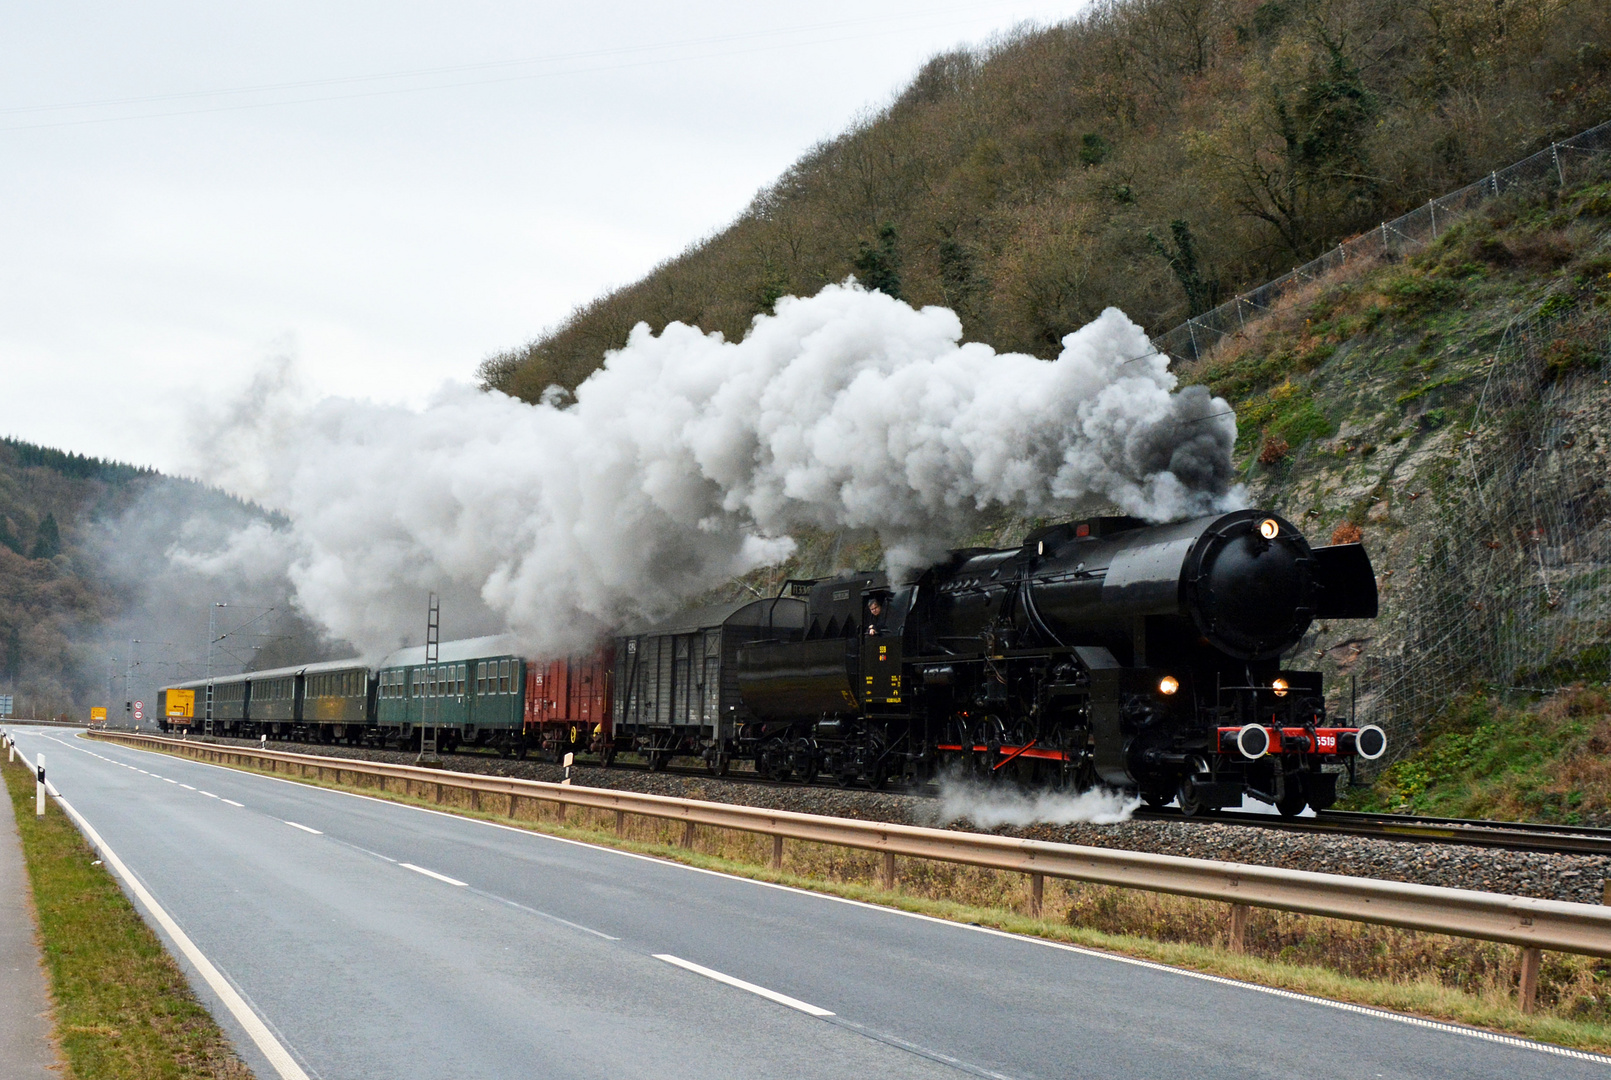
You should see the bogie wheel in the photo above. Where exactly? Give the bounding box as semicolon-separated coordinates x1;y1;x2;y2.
1177;776;1204;818
1276;780;1308;818
648;749;668;773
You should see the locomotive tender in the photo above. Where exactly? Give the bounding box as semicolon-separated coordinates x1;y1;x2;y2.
159;508;1384;816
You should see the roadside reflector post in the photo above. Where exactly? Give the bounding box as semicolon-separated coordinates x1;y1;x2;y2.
1228;903;1250;953
35;752;45;816
770;834;783;870
1518;947;1543;1014
881;850;896;891
563;752;574;786
1030;873;1045;918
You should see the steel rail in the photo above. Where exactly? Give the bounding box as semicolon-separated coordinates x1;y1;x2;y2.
81;729;1611;960
1139;807;1611;857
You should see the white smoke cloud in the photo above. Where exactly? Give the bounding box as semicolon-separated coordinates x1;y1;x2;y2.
934;775;1142;828
186;282;1242;657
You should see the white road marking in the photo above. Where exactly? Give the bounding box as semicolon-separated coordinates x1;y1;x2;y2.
222;799;244;807
399;863;467;887
654;954;834;1017
180;784;196;790
283;821;322;835
199;791;218;798
162;778;178;784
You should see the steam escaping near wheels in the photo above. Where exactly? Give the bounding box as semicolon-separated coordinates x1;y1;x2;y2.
934;775;1141;828
179;282;1242;659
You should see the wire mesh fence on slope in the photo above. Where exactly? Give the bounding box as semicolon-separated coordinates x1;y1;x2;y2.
1154;118;1611;365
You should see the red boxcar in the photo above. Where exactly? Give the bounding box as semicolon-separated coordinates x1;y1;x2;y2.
524;646;614;762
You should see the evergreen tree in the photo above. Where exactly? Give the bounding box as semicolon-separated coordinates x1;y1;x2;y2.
29;513;60;560
0;516;22;556
853;223;903;299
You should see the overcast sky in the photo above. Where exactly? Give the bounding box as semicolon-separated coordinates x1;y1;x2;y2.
2;1;1081;474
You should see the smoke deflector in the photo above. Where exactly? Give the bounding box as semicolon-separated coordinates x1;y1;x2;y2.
1310;543;1379;619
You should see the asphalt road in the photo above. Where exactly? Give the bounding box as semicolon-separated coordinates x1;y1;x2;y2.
8;724;1608;1080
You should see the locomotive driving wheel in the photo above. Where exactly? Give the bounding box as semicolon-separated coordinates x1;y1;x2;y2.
1176;775;1205;818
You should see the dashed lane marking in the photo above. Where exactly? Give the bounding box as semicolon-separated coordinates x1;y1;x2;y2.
399;863;467;887
654;954;834;1017
199;791;218;798
283;821;322;835
221;799;244;808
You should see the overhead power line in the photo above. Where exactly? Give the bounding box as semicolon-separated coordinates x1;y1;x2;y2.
0;2;1046;133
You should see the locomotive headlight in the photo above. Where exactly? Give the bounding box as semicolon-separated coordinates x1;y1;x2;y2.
1158;675;1180;696
1259;518;1280;540
1271;678;1289;697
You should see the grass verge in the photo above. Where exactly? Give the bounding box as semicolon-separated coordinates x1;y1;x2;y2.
2;751;253;1079
119;734;1611;1055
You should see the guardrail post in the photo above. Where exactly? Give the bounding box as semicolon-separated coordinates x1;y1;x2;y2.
434;782;443;805
1228;903;1250;954
615;809;626;837
771;834;783;870
881;851;897;891
1030;873;1045;918
554;801;567;824
681;820;696;849
469;788;480;812
35;753;45;816
508;792;519;818
1518;947;1542;1014
1602;879;1609;906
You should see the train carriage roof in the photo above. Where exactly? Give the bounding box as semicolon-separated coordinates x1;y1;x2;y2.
617;596;806;637
159;657;369;693
375;635;523;671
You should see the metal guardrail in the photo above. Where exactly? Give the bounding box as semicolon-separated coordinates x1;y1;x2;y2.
82;729;1611;993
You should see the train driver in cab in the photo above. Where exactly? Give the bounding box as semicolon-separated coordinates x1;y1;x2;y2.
866;596;887;636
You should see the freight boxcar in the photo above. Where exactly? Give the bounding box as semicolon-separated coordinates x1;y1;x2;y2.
613;596;807;771
525;647;614;763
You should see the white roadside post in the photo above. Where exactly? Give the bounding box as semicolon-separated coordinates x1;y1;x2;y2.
562;752;574;786
35;752;45;816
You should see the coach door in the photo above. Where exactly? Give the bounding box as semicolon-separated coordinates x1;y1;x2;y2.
859;589;903;709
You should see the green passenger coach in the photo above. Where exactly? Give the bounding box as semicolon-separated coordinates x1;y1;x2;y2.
373;635;526;754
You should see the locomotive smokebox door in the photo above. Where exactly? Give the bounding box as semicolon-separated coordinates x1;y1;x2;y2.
860;589;903;708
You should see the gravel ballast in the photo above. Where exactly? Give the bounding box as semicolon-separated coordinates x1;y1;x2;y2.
147;733;1611;906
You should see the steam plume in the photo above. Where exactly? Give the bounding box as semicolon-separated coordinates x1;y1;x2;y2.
934;775;1141;828
187;283;1241;657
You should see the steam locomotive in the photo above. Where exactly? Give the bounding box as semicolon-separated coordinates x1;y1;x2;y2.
160;509;1383;817
729;508;1384;816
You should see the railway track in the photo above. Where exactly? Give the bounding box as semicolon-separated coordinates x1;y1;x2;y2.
127;729;1611;858
1139;806;1611;858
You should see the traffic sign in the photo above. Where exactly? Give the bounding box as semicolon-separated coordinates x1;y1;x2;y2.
0;695;11;717
90;707;107;723
133;700;144;722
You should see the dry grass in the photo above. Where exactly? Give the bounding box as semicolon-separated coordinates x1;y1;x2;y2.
147;740;1611;1054
2;753;254;1079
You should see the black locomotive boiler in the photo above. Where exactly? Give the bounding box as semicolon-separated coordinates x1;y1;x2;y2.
733;509;1386;816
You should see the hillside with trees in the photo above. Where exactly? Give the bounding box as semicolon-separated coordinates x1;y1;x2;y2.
0;439;330;720
481;0;1610;400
